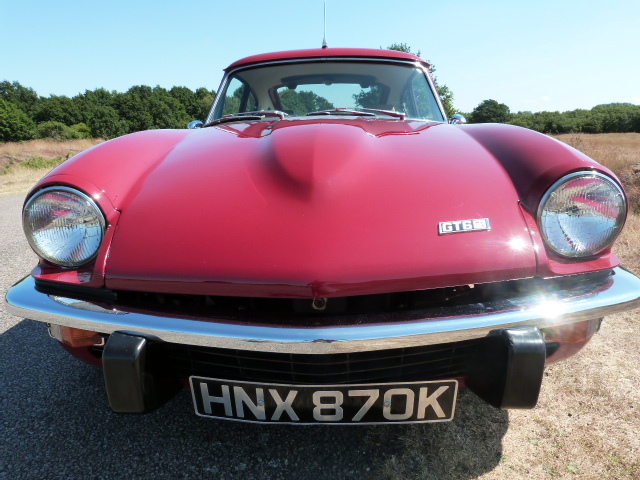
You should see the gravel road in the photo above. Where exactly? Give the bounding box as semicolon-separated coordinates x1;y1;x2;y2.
1;193;509;480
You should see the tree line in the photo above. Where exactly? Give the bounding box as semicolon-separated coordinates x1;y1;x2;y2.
468;99;640;134
0;80;216;142
2;77;639;144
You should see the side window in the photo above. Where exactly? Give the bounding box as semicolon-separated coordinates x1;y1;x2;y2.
222;78;258;116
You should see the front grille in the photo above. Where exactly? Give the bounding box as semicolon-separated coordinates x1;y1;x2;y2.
114;284;479;323
152;339;481;384
36;270;613;329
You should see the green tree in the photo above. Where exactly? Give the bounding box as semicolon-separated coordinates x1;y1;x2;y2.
508;104;640;134
387;42;421;57
72;88;117;120
169;86;216;120
386;43;456;117
470;99;512;123
81;88;116;107
33;96;83;125
113;86;155;132
114;86;190;132
194;87;216;121
147;88;189;129
0;81;40;116
353;85;384;109
431;75;455;118
37;121;81;140
592;103;638;133
70;123;92;139
298;90;333;112
169;86;199;118
279;89;334;115
0;99;36;142
278;89;305;114
86;105;129;139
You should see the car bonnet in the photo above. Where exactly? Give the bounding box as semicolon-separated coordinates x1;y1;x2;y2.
98;118;538;297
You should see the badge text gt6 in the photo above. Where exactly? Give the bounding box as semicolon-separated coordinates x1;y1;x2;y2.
438;218;491;235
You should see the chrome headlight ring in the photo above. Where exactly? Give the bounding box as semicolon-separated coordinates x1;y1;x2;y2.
537;171;627;259
23;186;106;267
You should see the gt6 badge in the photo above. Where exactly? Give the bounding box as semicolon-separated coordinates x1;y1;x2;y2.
439;218;491;235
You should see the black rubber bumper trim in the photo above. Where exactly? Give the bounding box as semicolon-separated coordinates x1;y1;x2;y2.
103;326;547;413
102;331;180;413
467;325;546;409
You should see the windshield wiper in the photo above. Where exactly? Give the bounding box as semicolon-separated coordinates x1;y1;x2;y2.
306;108;376;117
357;108;406;120
305;108;406;119
205;110;286;127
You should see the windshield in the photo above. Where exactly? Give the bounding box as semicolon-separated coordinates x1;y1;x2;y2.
209;60;445;122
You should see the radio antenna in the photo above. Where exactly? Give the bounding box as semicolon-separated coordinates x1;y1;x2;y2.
322;1;328;48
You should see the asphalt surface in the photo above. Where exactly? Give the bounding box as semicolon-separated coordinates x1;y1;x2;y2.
0;193;509;480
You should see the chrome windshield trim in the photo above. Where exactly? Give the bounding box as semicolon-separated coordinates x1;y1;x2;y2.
6;268;640;354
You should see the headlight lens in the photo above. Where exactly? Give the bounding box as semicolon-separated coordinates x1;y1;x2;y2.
538;172;626;258
23;187;106;267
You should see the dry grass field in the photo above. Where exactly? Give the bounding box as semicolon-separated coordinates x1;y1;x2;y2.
0;138;103;195
553;133;640;274
466;133;640;480
556;133;640;215
0;134;638;479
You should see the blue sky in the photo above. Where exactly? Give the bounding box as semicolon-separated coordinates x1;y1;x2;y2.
1;0;638;114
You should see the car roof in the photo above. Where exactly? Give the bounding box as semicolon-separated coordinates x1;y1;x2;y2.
224;48;428;72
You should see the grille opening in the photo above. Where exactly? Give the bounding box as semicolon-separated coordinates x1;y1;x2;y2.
37;269;612;328
88;333;560;385
114;284;479;317
92;338;480;385
107;269;612;326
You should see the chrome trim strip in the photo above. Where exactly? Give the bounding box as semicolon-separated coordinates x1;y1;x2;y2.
6;269;640;354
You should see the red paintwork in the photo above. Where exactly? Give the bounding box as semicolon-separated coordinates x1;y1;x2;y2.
517;206;620;277
29;116;621;297
460;124;619;210
224;48;427;72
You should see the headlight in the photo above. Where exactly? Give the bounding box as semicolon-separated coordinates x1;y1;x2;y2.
538;172;626;258
23;187;106;267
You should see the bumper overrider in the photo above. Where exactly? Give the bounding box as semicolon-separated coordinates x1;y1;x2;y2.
6;268;640;415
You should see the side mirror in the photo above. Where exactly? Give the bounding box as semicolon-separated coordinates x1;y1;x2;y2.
188;120;204;129
449;114;467;125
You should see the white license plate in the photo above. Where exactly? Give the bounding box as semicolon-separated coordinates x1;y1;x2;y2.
189;377;458;425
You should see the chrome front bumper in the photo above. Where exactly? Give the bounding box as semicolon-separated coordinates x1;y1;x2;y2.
6;268;640;355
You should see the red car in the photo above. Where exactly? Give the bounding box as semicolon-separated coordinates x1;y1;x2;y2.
6;48;640;425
